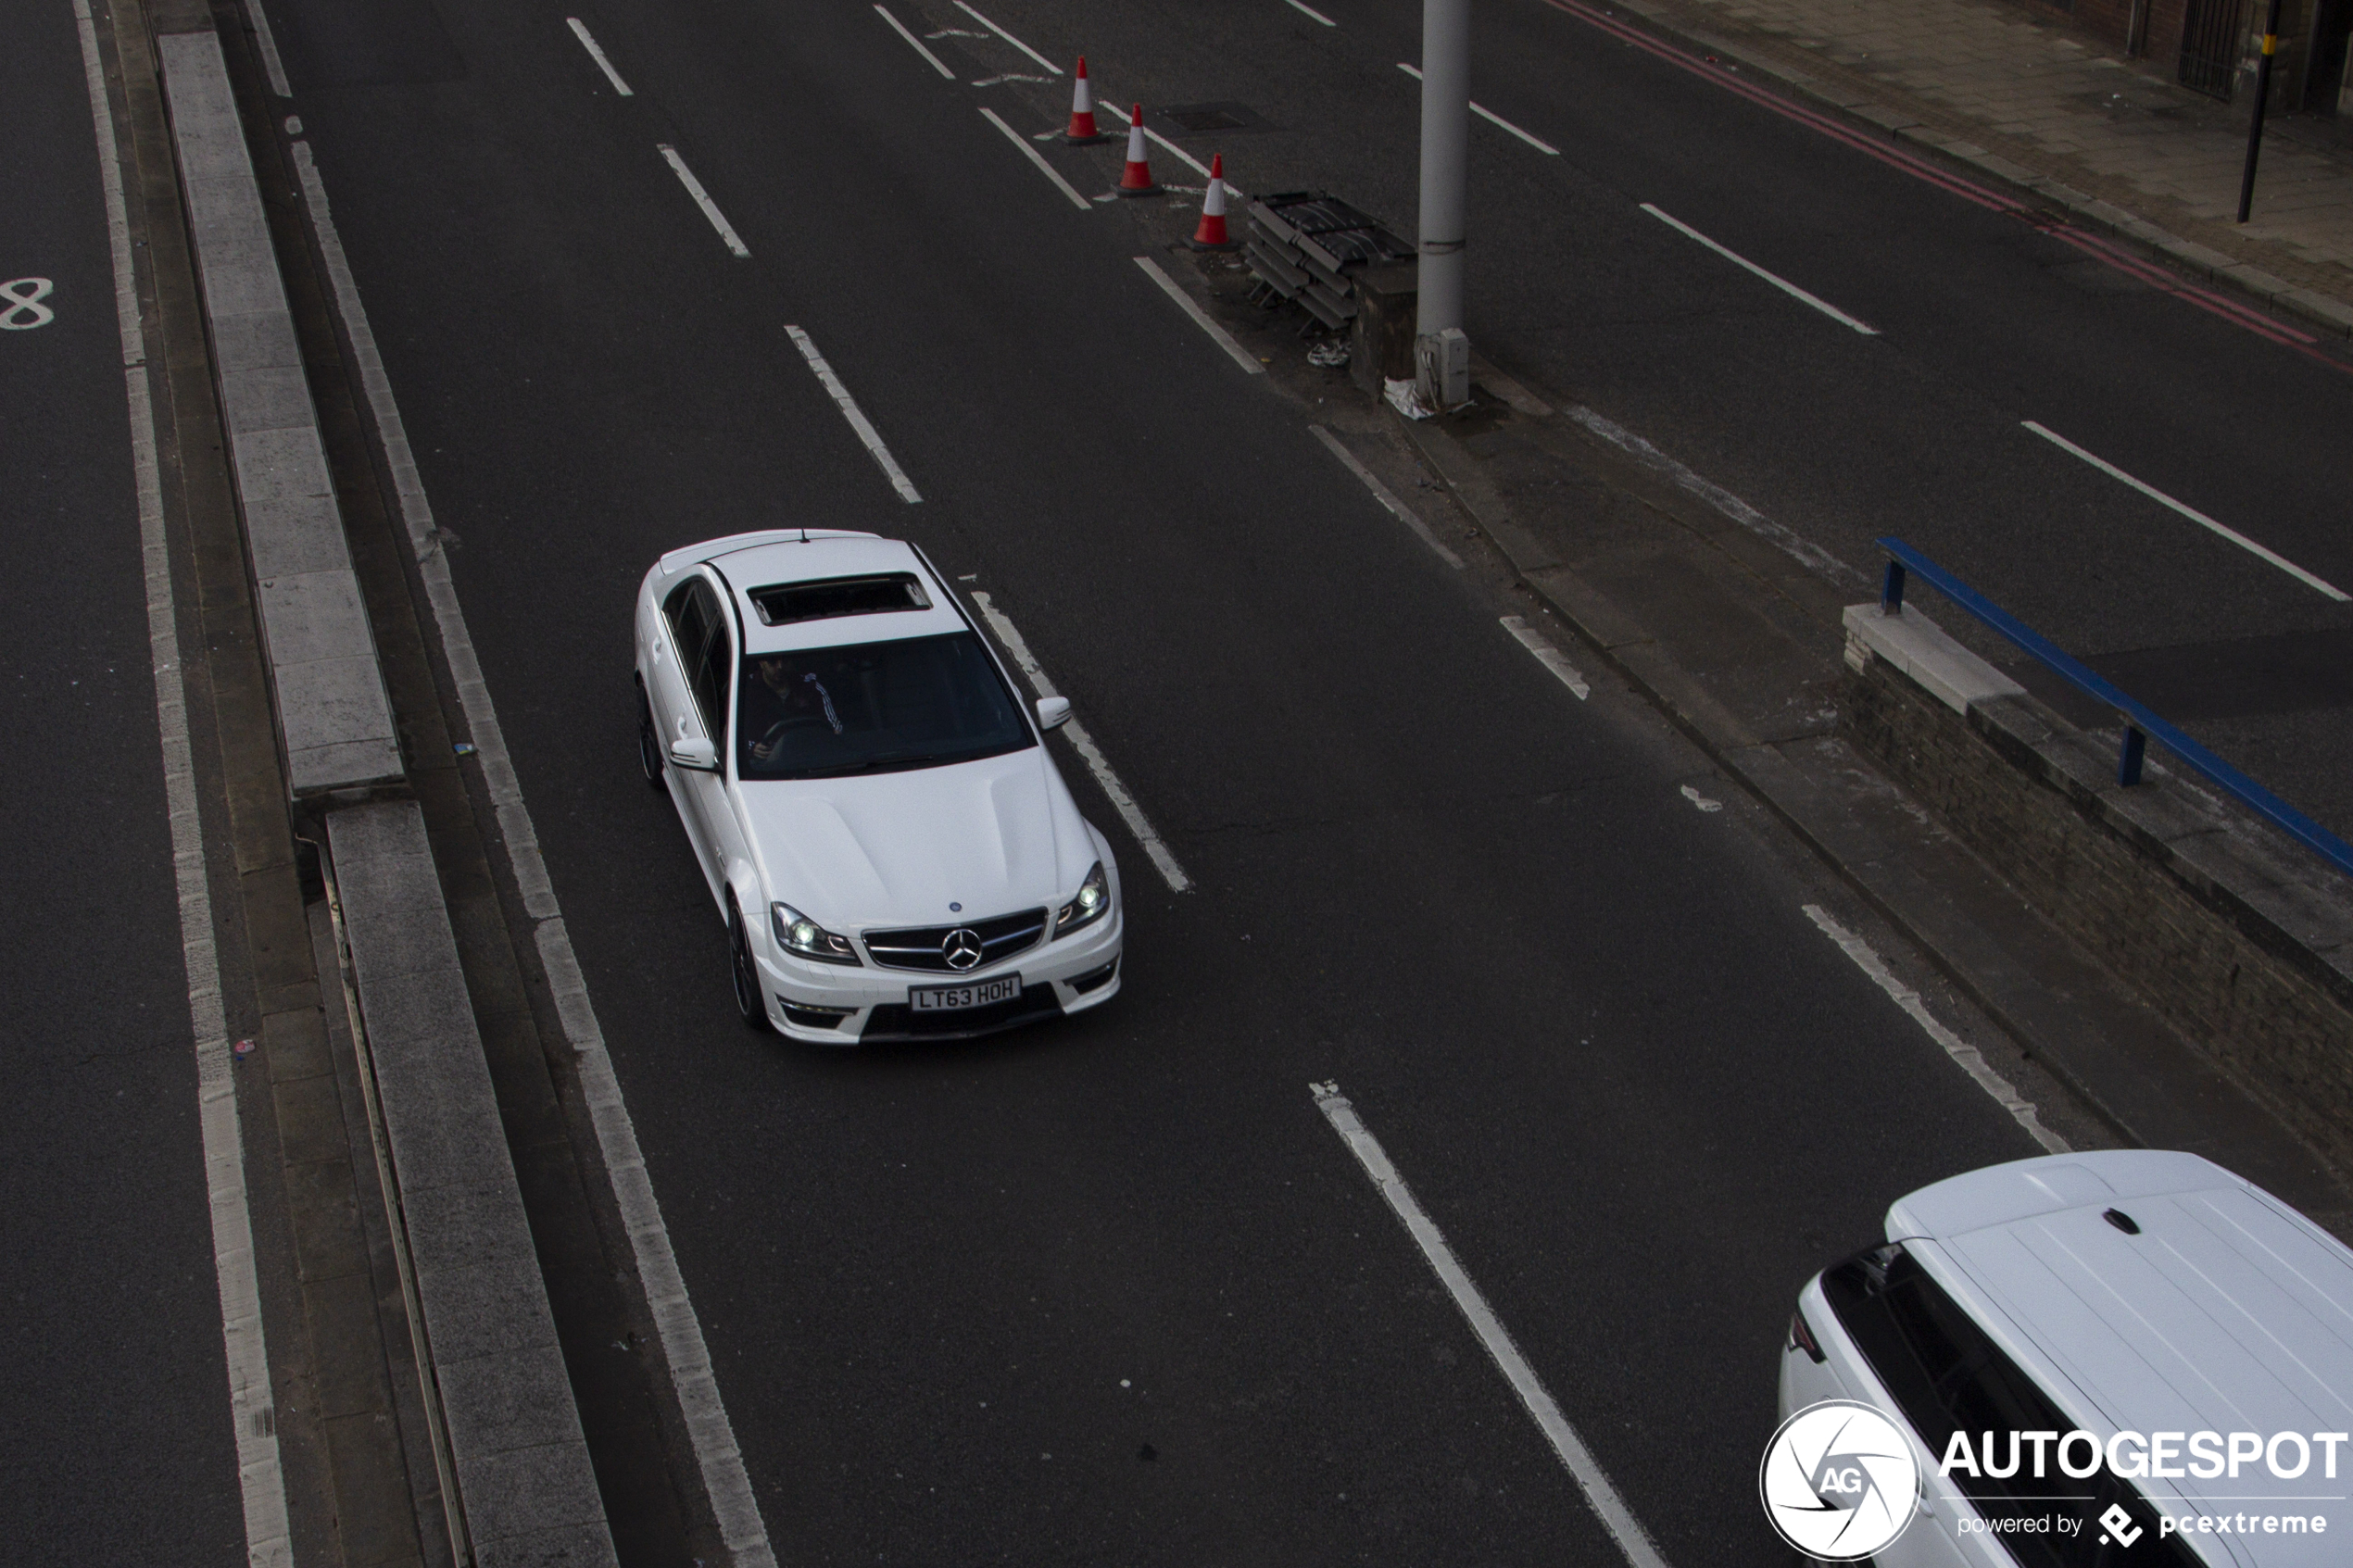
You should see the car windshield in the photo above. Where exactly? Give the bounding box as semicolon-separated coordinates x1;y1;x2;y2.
736;632;1033;780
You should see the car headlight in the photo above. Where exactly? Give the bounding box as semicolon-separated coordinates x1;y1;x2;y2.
771;901;861;965
1053;861;1111;936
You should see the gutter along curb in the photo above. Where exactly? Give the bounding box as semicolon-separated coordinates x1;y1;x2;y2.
154;23;620;1567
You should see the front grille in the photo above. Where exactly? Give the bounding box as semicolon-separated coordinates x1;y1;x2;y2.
862;908;1047;972
861;985;1061;1042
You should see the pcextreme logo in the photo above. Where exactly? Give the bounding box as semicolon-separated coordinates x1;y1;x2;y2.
1760;1400;1920;1561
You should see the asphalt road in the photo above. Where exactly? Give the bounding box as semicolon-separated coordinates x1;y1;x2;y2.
885;0;2353;837
2;3;242;1560
233;0;2148;1561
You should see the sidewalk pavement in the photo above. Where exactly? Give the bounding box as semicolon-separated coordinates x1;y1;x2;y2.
1596;0;2353;336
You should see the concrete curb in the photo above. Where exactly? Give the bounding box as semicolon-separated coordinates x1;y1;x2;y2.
157;31;403;796
327;803;619;1568
1592;0;2353;343
155;21;621;1565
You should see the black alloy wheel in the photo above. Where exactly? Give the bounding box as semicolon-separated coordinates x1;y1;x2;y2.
727;901;766;1031
637;681;665;790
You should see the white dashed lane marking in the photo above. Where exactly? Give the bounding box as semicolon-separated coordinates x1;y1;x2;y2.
659;144;749;257
566;18;634;94
979;107;1090;210
970;593;1191;892
874;3;956;80
1312;1083;1673;1568
785;325;923;502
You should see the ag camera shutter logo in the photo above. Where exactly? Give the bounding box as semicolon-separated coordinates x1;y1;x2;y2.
1760;1400;1920;1560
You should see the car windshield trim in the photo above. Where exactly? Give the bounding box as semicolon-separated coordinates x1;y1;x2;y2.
735;631;1034;781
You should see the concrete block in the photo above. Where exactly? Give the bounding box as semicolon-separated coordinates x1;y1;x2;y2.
208;307;304;373
286;737;405;797
230;422;334;505
271;655;396;757
220;366;319;436
471;1519;620;1568
1843;603;2023;714
434;1343;590;1457
255;571;373;668
413;1255;562;1361
245;494;359;580
453;1444;611;1542
403;1184;539;1286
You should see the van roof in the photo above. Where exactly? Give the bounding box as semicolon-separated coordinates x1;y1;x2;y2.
1890;1152;2353;1562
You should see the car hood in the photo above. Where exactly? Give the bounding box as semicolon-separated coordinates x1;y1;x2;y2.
738;746;1089;928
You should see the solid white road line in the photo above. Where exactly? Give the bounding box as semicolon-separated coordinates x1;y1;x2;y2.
294;140;780;1568
1562;404;1863;587
1394;64;1560;155
953;0;1063;73
1640;204;1878;336
566;19;634;94
1311;1084;1674;1568
970;593;1192;892
1310;426;1466;567
77;5;294;1562
658;144;749;257
1502;615;1590;697
785;326;923;502
979;107;1090;210
1804;905;2069;1154
1285;0;1340;20
874;4;956;80
2020;420;2348;601
1134;257;1265;376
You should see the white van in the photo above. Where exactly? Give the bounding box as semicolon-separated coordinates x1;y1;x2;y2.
1780;1151;2353;1565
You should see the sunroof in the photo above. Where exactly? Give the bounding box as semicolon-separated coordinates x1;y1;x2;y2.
748;572;933;626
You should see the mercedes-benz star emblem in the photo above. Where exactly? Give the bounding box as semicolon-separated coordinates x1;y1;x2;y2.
942;928;984;971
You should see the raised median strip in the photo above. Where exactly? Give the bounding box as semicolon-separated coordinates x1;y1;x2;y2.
157;31;402;797
327;801;620;1568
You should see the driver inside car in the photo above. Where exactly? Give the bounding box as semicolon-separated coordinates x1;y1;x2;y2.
746;656;846;764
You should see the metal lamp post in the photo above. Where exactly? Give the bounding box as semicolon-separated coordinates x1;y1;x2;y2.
1415;0;1473;410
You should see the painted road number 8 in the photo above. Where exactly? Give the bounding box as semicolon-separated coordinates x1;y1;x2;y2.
2;279;56;330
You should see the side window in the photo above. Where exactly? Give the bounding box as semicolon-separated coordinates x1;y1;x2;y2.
687;582;732;747
664;580;709;676
1823;1246;2200;1567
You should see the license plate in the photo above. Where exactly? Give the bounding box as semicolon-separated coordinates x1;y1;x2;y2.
910;975;1020;1011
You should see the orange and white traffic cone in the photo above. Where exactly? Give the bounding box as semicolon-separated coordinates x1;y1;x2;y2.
1063;56;1108;144
1189;153;1238;249
1116;103;1160;196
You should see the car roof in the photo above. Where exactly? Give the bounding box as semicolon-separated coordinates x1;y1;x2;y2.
1889;1152;2353;1558
683;533;968;656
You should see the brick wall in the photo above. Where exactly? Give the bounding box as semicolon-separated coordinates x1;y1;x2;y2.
1843;646;2353;1171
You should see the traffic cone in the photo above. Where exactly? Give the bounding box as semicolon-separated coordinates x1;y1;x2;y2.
1116;104;1160;196
1189;154;1238;249
1063;56;1108;144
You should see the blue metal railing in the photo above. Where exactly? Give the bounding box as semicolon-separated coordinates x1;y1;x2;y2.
1874;536;2353;884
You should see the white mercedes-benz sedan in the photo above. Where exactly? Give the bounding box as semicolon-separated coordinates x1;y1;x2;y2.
633;530;1122;1043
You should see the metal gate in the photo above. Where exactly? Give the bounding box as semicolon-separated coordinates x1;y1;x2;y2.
2179;0;2246;97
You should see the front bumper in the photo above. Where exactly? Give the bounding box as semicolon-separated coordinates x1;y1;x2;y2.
756;904;1123;1044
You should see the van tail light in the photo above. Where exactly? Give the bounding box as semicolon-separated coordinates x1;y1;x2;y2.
1789;1307;1826;1363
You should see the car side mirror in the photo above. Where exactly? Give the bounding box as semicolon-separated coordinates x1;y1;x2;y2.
668;735;719;771
1035;696;1072;731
